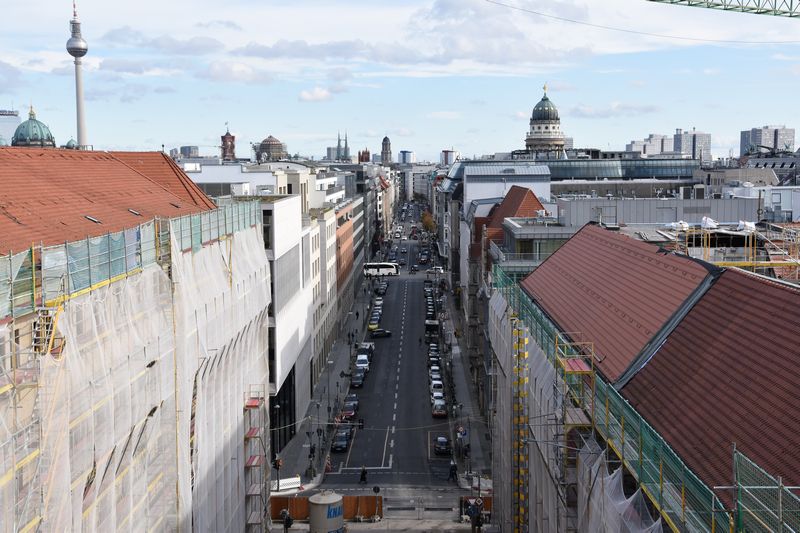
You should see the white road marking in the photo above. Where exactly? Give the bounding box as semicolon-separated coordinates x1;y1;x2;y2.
393;413;396;421
393;402;397;410
344;427;357;467
395;392;398;400
381;427;390;466
392;425;396;434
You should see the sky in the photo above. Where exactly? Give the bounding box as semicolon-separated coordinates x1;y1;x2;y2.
2;0;800;161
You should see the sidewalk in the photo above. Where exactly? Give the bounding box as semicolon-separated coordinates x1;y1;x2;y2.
442;294;492;493
275;281;372;492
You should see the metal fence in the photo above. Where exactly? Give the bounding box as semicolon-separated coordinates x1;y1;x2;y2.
735;450;800;532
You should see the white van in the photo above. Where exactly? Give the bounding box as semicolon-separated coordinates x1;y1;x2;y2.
355;354;370;373
429;380;443;395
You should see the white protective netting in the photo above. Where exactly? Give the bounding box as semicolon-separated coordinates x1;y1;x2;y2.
171;223;270;531
37;219;270;531
578;441;663;533
40;261;178;531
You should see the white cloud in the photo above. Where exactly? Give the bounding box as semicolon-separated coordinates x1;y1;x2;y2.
514;111;528;119
199;61;272;84
568;102;660;118
298;87;332;102
102;26;224;55
195;20;242;31
389;127;415;137
427;111;461;120
0;61;22;91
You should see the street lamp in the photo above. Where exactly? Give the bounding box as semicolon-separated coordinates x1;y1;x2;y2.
327;359;334;430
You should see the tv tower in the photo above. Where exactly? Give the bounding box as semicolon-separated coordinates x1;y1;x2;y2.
66;1;88;149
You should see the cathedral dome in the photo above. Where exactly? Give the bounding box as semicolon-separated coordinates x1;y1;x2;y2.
531;93;559;122
12;107;56;148
256;135;287;162
261;135;282;146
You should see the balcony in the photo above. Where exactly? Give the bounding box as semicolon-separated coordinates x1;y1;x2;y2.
488;241;551;270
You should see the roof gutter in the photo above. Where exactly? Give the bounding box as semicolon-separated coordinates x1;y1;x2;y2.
613;259;723;391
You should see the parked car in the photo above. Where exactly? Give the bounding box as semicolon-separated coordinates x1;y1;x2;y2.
345;394;359;409
332;431;350;452
373;298;384;307
430;380;444;395
355;354;370;373
429;366;441;378
368;318;380;331
427;266;444;274
350;368;366;388
430;391;445;405
341;401;358;420
433;436;452;455
432;399;448;418
370;328;392;338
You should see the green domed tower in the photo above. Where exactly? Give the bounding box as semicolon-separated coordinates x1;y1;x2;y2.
12;107;56;148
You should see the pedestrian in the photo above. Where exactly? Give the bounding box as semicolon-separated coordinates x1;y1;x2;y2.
448;462;457;482
359;465;368;484
355;311;359;320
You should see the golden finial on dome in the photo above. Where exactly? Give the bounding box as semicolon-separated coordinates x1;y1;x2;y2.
543;82;548;94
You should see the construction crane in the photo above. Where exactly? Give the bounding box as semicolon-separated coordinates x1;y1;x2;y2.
646;0;800;18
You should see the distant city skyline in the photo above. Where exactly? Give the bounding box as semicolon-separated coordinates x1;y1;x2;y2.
2;0;800;160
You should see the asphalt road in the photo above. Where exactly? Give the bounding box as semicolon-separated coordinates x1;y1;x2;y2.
320;212;455;489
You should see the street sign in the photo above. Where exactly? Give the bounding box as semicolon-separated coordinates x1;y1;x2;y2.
475;497;483;507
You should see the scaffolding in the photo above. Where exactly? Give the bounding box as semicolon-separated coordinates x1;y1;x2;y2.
0;200;267;531
511;317;529;532
494;264;800;532
677;225;800;278
244;386;268;531
553;337;594;487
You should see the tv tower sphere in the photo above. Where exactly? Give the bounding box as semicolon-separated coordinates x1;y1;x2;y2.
66;14;88;57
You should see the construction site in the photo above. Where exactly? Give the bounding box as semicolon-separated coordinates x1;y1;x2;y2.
0;150;272;532
488;221;800;532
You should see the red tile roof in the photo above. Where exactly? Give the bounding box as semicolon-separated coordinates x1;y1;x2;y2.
621;269;800;493
111;151;217;210
486;185;544;232
520;223;713;381
0;148;215;253
471;186;545;246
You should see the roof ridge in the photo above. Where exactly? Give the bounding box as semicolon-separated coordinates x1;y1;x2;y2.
160;152;217;209
107;152;215;210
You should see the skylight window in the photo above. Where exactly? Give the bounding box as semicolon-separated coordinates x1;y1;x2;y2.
128;208;141;216
85;215;101;224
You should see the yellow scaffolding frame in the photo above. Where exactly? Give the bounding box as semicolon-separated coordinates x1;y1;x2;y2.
511;316;529;533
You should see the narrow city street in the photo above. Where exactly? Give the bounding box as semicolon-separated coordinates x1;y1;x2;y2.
319;238;458;490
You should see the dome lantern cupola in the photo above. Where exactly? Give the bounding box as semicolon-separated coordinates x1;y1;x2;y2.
524;83;566;157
